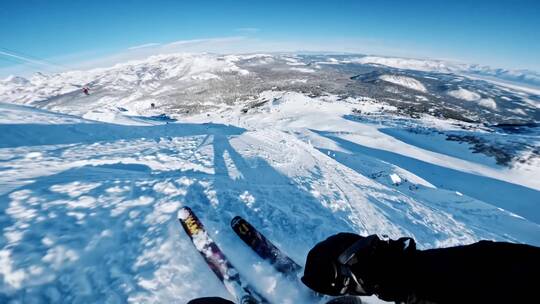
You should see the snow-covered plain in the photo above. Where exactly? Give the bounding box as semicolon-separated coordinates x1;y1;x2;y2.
1;54;539;304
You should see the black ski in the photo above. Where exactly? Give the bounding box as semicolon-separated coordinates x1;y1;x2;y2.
231;216;363;304
179;207;269;304
231;216;302;277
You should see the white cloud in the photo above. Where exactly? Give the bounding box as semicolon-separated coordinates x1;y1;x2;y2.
0;37;418;77
166;36;245;47
62;36;249;71
235;27;260;34
128;43;161;50
3;35;536;78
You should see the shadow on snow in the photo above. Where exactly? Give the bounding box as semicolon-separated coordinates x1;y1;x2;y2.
314;130;540;225
0;127;353;302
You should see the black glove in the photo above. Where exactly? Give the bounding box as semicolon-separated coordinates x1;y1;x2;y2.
350;236;416;302
187;297;235;304
325;295;363;304
302;233;374;296
302;233;416;301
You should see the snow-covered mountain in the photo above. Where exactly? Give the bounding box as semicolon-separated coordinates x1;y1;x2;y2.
2;52;539;126
0;53;250;115
1;53;539;303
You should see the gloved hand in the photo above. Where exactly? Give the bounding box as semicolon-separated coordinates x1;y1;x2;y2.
302;233;416;302
351;236;416;302
187;297;235;304
302;233;375;295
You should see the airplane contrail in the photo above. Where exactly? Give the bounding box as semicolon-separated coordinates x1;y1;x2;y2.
0;49;62;68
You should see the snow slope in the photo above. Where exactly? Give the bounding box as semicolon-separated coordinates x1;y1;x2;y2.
1;87;539;304
447;87;498;109
447;88;481;101
379;75;427;92
476;98;497;110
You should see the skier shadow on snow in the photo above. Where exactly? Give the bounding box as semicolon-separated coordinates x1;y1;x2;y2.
188;133;357;265
179;133;364;302
0;129;364;303
314;130;540;225
0;122;245;148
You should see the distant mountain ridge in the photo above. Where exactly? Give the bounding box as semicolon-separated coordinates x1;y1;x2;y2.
350;55;540;88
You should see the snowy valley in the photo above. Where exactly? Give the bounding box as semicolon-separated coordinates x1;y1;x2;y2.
0;53;539;303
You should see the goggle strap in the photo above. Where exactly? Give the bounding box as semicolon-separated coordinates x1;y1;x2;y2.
336;236;377;295
348;269;367;294
337;236;375;265
337;264;368;295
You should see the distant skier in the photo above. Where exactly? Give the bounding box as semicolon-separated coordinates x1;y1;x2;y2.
82;87;90;95
301;233;540;304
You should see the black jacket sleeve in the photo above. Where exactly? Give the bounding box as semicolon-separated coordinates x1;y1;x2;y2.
351;239;540;304
408;240;540;304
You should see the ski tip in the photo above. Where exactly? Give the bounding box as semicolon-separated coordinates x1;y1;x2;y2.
231;216;243;227
178;206;192;220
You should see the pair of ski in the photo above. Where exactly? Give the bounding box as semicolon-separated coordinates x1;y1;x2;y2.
179;207;361;304
179;206;299;303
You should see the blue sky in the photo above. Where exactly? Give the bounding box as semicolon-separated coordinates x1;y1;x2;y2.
1;0;539;76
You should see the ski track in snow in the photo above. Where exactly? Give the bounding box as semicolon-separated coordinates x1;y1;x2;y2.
0;86;539;303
